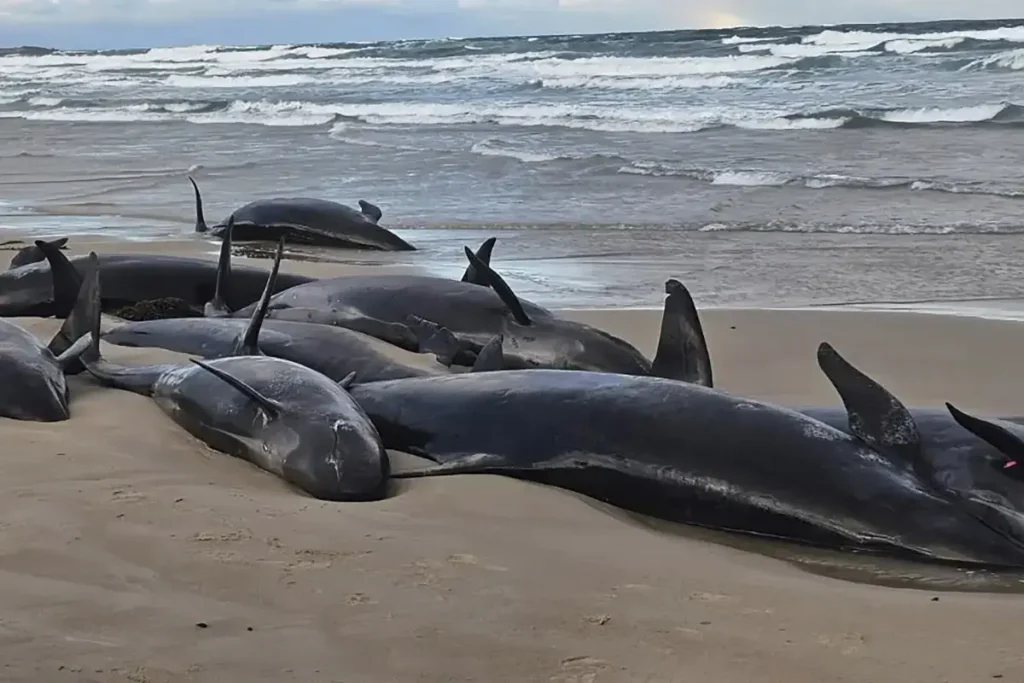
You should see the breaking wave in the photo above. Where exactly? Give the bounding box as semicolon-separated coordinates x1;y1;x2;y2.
2;96;1019;134
617;162;1024;198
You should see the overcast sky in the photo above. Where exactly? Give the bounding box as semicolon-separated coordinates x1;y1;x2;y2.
0;0;1021;49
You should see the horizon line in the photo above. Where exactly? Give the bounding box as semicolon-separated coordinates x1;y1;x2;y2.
2;14;1024;53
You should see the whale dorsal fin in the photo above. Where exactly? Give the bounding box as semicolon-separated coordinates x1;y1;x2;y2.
650;279;713;386
358;200;382;223
231;237;284;356
204;215;234;318
470;335;504;372
947;403;1024;464
816;342;920;459
190;358;283;418
190;176;208;233
461;237;497;286
462;246;531;326
406;314;461;367
338;372;357;389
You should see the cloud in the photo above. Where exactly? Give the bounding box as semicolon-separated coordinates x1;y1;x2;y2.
0;0;1021;48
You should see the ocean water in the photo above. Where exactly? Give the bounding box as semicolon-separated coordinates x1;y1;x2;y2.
2;18;1024;310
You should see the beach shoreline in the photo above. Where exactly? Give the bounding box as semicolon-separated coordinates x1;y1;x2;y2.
8;227;1024;322
1;237;1023;681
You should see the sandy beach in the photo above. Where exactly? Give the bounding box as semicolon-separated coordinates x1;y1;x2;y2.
1;235;1022;683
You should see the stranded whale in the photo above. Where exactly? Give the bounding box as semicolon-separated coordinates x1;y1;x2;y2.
73;240;390;501
190;177;415;251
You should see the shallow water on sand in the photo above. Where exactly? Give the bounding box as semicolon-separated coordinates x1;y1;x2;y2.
4;19;1024;309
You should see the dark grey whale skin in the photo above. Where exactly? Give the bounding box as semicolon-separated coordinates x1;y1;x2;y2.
0;252;314;318
71;243;390;502
102;317;450;384
652;278;1024;545
799;406;1024;536
349;369;1024;569
0;239;96;420
101;217;495;384
7;237;68;270
0;319;89;422
228;254;695;380
190;177;415;251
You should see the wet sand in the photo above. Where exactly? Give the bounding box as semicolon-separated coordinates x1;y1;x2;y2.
1;235;1023;682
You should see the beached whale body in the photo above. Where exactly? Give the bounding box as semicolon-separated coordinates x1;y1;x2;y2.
0;241;94;421
795;344;1024;538
100;214;502;381
0;250;314;319
190;177;415;251
349;367;1024;568
70;241;389;502
657;285;1024;537
230;246;696;380
0;319;91;421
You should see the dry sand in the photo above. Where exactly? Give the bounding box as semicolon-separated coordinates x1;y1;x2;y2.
1;235;1023;682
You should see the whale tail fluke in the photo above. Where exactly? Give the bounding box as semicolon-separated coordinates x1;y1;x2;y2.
189;176;209;233
9;236;69;270
36;238;83;321
461;237;497;286
462;245;531;326
650;279;713;387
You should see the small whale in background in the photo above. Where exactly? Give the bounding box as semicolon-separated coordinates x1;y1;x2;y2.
190;176;416;251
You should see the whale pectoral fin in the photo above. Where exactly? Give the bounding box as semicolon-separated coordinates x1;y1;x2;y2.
204;215;234;318
650;279;713;386
406;314;461;366
957;494;1024;549
190;358;284;418
462;246;531;326
470;335;504;372
461;237;497;286
390;453;512;479
816;342;920;457
338;371;357;389
947;403;1024;462
358;200;382;223
54;332;93;370
268;306;420;352
231;236;284;356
